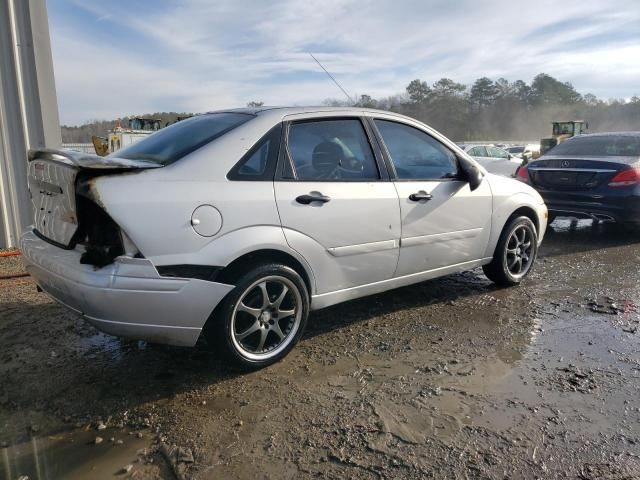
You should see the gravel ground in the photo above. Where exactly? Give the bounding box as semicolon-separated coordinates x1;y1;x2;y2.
1;219;639;479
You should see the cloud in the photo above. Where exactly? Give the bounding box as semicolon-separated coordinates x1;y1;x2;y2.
49;0;640;124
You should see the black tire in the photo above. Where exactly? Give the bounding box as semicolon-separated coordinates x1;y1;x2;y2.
483;216;538;286
205;263;309;369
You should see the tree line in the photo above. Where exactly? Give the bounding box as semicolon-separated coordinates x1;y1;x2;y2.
327;73;640;141
61;73;639;143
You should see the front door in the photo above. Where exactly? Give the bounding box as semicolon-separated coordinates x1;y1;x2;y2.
372;118;493;277
274;117;401;294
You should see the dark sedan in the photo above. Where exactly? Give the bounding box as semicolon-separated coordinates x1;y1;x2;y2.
516;132;640;226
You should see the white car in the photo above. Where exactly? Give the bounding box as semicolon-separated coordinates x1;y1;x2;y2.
22;107;547;368
459;144;522;177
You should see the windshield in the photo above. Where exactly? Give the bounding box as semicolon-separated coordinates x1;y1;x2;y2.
548;135;640;157
112;112;254;164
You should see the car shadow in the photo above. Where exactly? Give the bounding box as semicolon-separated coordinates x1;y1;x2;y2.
304;270;497;340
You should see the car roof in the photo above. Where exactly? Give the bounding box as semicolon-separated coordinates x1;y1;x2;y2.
572;131;640;138
202;106;419;122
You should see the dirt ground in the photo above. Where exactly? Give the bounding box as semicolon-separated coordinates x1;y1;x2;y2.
1;219;640;479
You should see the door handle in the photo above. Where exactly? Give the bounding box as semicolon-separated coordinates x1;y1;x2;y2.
409;192;432;202
296;193;331;205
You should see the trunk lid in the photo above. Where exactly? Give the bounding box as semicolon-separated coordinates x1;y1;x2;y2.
527;156;633;192
28;148;162;248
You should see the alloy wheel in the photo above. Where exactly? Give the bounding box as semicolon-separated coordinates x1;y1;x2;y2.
504;225;535;277
230;275;302;361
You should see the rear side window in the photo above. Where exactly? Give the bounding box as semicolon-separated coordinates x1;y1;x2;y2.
286;119;379;181
549;135;640;156
375;120;458;180
228;124;281;181
112;113;253;165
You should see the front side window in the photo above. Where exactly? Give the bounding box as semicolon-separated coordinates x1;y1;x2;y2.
286;119;379;181
113;112;254;165
375;120;458;180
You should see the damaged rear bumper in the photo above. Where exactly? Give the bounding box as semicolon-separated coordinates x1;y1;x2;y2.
20;229;234;347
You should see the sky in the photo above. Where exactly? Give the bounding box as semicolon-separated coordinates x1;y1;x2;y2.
48;0;640;125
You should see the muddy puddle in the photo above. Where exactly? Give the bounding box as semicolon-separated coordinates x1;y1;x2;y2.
1;429;154;480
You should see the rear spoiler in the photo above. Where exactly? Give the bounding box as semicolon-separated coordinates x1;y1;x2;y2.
28;148;163;170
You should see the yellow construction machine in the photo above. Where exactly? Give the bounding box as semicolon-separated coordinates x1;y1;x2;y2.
539;120;587;156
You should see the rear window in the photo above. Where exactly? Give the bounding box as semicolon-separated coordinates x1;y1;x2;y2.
549;135;640;157
112;113;254;165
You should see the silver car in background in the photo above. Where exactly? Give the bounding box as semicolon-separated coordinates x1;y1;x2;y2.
459;144;522;176
22;107;547;368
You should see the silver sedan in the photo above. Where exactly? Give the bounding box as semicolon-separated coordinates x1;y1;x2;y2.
458;144;523;177
22;107;547;368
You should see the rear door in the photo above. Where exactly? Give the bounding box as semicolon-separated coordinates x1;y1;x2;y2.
274;116;401;294
371;118;492;277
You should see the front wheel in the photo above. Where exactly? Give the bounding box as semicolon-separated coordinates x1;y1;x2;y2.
483;216;538;286
206;264;309;369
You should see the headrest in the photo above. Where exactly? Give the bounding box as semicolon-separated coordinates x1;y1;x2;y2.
312;141;342;174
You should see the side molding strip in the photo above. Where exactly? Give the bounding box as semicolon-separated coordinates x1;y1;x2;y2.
401;228;482;248
327;239;398;257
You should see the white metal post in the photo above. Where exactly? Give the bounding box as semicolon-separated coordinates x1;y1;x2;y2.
0;0;60;249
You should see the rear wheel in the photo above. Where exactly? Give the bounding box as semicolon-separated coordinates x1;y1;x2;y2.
206;264;309;369
483;216;538;286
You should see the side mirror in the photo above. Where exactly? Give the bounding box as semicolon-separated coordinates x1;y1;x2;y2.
458;156;483;191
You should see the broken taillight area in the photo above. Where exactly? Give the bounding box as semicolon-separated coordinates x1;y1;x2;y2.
72;173;142;268
72;195;125;268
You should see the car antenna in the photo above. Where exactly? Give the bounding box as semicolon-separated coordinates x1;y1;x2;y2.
308;52;355;105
